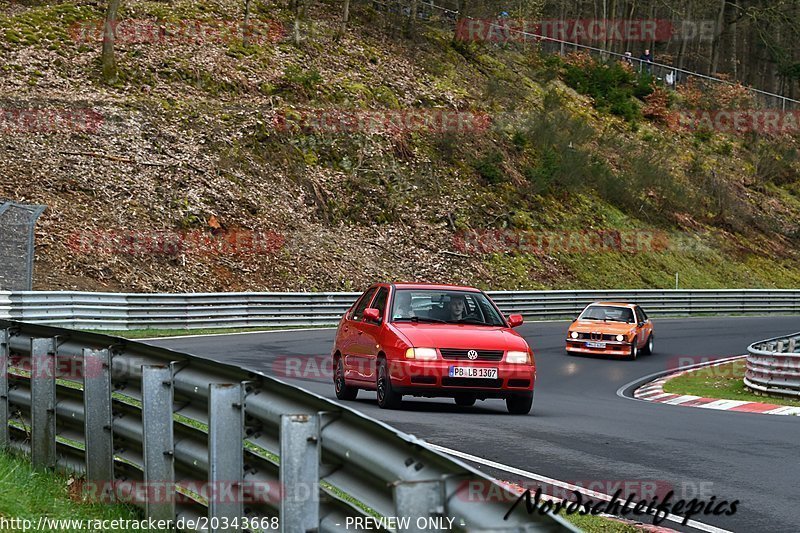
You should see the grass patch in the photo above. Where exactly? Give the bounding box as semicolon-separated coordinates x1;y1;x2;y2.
0;451;151;532
663;360;800;408
561;510;640;532
77;325;333;339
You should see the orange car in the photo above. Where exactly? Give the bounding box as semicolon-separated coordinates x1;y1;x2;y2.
565;302;654;360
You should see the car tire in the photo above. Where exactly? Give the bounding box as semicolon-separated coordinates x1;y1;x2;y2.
376;359;402;409
629;340;639;361
506;392;533;415
454;394;476;407
334;357;358;401
642;334;654;355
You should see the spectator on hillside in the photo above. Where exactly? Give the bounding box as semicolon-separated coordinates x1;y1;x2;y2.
639;49;653;74
622;51;634;67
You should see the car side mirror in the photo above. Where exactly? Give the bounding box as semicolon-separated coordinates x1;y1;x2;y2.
363;308;381;322
508;314;523;328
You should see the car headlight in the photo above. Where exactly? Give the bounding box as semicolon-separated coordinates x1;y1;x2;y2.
405;347;437;360
506;350;530;364
616;334;625;342
570;331;579;339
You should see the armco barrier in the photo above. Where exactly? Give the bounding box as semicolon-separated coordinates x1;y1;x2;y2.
0;319;575;532
0;291;10;320
744;332;800;398
6;289;800;330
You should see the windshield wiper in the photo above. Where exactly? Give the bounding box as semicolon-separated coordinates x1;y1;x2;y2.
457;317;493;326
396;316;447;323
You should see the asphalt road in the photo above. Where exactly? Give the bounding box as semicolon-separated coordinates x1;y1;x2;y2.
148;316;800;533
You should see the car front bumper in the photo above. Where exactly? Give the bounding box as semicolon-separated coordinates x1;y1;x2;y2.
387;359;534;398
565;339;632;356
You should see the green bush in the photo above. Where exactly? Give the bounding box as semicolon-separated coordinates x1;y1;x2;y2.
562;57;652;121
472;150;505;184
280;65;323;96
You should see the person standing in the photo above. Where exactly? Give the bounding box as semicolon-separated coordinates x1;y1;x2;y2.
639;49;653;74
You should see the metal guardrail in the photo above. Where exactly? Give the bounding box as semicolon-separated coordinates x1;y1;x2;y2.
6;289;800;330
0;291;10;320
0;319;575;532
744;331;800;398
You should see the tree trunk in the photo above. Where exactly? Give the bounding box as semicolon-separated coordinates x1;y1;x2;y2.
709;0;725;75
292;0;305;45
406;0;417;36
101;0;121;83
677;0;692;71
340;0;350;36
242;0;252;47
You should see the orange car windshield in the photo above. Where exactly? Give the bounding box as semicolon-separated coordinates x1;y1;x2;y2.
580;305;634;323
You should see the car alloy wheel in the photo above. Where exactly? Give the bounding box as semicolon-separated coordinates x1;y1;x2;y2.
334;357;358;400
376;360;402;409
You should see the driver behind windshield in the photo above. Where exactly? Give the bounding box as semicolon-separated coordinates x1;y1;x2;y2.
447;294;470;321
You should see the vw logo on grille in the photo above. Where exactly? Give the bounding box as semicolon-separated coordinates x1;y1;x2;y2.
467;350;479;360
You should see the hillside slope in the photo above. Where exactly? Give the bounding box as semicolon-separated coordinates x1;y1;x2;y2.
2;0;800;292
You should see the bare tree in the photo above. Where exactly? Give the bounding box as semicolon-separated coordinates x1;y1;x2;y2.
340;0;351;37
243;0;253;46
101;0;122;82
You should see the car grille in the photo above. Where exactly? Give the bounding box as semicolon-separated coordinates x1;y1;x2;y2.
439;348;504;361
575;332;617;341
441;377;503;388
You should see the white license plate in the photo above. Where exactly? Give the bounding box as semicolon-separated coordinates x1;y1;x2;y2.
448;366;498;379
586;341;607;348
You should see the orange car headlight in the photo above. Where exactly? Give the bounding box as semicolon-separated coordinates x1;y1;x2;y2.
570;331;579;339
616;334;625;342
405;347;437;360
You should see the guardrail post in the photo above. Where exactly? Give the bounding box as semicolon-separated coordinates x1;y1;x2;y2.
0;329;8;448
31;337;56;468
279;414;319;533
83;348;114;501
142;365;175;526
393;479;446;532
208;383;244;532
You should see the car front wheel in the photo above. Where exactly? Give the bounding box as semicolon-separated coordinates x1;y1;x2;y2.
334;357;358;401
629;340;639;361
376;359;402;409
643;334;654;355
506;393;533;415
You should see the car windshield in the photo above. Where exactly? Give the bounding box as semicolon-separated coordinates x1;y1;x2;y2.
579;305;635;323
390;289;506;326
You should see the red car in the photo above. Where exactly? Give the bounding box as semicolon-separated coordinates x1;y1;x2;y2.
331;283;535;414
